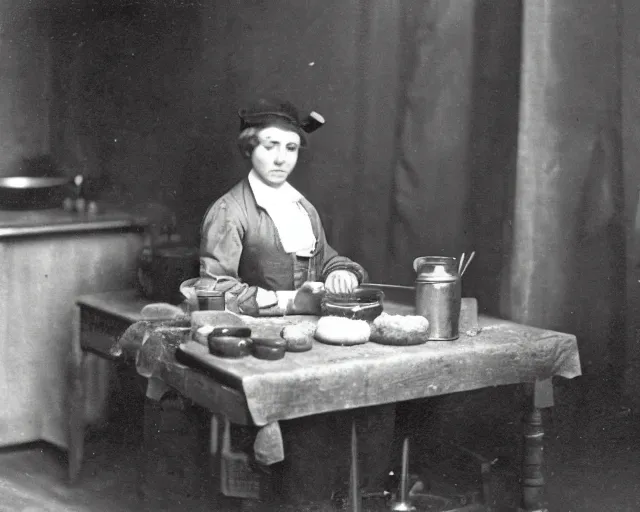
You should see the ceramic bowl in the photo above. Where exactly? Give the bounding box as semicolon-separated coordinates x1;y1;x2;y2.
320;288;384;322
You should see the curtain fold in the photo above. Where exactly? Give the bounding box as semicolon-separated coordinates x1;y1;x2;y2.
383;0;625;375
347;0;403;281
502;0;624;375
53;0;628;377
388;0;475;285
622;0;640;401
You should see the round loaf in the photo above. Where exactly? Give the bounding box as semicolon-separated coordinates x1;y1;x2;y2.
369;312;429;346
314;316;370;346
281;322;316;352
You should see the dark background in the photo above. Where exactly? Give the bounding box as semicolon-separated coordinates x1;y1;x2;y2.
1;0;639;384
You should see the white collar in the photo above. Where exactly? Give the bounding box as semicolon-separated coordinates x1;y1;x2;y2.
248;170;302;207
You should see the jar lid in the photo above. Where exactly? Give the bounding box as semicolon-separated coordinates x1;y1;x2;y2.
196;289;225;297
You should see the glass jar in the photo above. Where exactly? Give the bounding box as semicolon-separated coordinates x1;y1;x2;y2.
196;289;226;311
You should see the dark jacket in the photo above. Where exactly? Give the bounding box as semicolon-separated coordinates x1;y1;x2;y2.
199;178;366;311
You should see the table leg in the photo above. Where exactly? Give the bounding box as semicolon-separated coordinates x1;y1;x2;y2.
67;304;85;484
275;405;395;510
348;418;362;512
519;403;548;512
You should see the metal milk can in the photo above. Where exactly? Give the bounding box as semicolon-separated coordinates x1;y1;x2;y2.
413;256;461;340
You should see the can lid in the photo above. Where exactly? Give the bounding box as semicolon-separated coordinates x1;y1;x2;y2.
415;275;458;283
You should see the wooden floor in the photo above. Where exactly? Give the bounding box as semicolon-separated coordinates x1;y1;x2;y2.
0;434;241;512
0;439;141;512
0;374;639;511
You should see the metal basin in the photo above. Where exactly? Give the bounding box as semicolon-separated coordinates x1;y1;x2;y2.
0;176;72;210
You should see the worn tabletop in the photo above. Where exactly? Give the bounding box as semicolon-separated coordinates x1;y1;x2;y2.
130;305;581;427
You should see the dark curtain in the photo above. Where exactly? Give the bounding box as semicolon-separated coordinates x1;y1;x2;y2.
361;0;523;299
387;0;475;285
50;0;628;377
501;0;624;376
622;0;640;402
368;0;625;376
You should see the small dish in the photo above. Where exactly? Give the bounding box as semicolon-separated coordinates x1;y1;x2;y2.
207;335;252;358
211;326;252;338
251;337;286;360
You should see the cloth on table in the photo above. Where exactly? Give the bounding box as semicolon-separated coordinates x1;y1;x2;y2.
177;317;582;426
112;317;190;361
123;318;288;465
125;314;581;467
253;421;284;466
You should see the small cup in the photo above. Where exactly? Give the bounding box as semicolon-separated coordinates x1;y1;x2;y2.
211;326;252;338
251;337;286;360
196;289;225;311
207;335;252;358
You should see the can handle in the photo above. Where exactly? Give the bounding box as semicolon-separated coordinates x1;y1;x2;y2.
413;257;427;274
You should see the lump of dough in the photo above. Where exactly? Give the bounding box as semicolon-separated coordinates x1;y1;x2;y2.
370;312;429;346
314;316;371;346
281;321;316;352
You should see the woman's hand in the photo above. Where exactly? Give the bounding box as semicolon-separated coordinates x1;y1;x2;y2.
325;270;359;294
291;282;325;314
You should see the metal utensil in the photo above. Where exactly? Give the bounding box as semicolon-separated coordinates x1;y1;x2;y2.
0;175;72;210
460;250;476;277
0;176;70;188
360;283;415;291
391;437;416;511
458;252;466;274
349;418;362;512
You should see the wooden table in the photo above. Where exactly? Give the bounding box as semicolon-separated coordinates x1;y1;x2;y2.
135;309;581;512
67;289;153;483
69;290;582;511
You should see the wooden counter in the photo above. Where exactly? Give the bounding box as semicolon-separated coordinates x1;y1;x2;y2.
0;206;146;238
0;206;146;449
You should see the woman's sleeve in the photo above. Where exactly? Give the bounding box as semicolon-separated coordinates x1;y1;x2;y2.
196;199;259;315
200;198;245;281
317;228;369;284
197;198;289;315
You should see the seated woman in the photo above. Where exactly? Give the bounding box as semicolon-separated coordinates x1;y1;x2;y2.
182;97;392;509
189;96;367;315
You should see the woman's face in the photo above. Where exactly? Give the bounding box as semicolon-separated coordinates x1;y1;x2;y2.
251;126;301;187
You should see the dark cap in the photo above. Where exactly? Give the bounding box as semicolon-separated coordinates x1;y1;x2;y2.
237;98;325;137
